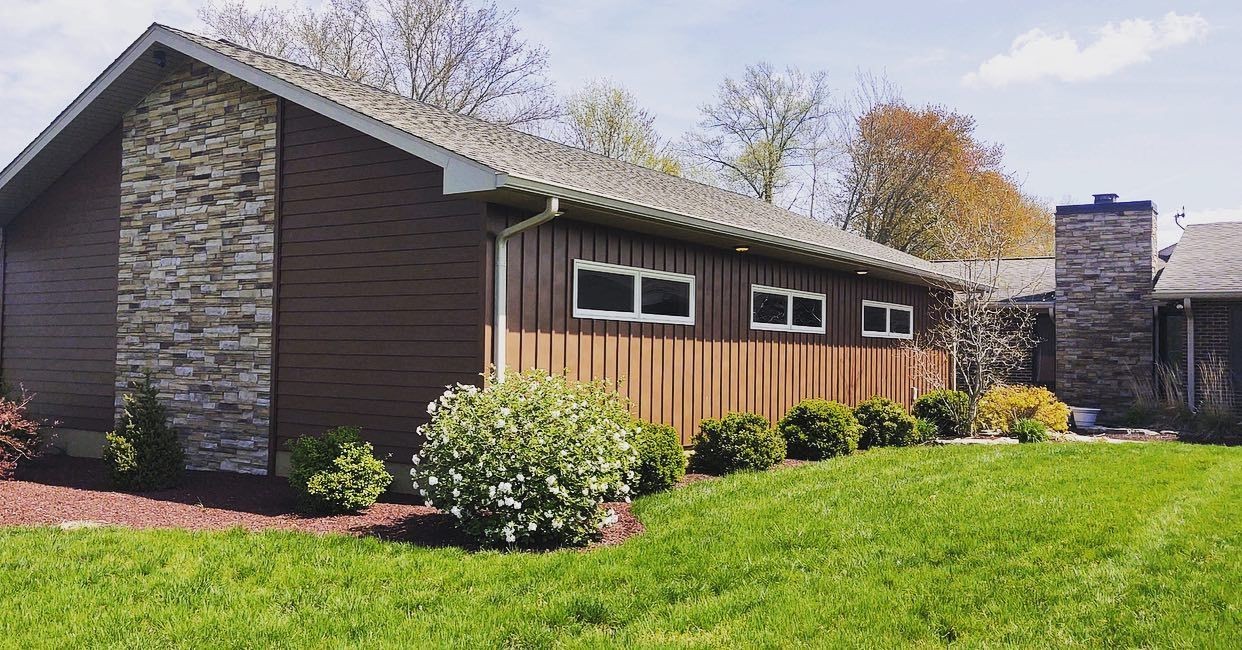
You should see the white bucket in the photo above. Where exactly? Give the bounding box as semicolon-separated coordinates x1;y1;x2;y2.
1070;407;1100;428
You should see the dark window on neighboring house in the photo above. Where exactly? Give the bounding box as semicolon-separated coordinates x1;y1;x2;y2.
572;260;695;325
750;285;826;334
861;300;914;339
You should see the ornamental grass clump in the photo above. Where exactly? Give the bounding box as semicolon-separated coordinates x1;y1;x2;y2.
691;412;785;474
778;399;860;460
289;426;392;514
854;396;918;449
1012;418;1049;443
413;370;638;549
104;378;184;491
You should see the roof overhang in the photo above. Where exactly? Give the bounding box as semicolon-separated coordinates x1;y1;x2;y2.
1152;289;1242;300
0;24;504;223
1;23;970;290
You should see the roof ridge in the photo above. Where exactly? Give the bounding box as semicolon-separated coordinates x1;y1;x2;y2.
163;24;884;244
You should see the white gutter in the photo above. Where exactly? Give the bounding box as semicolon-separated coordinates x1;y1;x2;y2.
493;197;561;382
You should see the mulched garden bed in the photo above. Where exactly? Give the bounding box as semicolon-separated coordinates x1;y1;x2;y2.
0;456;642;549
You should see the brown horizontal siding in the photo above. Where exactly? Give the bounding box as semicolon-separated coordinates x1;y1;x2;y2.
274;101;486;462
2;130;120;431
489;213;950;444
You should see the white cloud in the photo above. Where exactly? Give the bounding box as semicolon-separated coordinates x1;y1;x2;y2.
963;12;1209;87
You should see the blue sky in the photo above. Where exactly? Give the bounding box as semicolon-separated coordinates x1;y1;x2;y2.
2;1;1238;245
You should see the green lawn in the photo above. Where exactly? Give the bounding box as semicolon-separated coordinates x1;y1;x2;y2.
1;443;1239;648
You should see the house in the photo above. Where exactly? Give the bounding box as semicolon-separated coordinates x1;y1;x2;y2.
939;193;1239;420
0;24;958;487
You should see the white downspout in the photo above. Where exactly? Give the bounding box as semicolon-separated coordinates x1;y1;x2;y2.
494;197;561;382
1185;297;1195;410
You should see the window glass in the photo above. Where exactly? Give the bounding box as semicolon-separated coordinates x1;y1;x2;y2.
577;269;634;313
642;277;691;317
889;308;912;335
791;296;823;329
862;305;888;332
752;291;788;325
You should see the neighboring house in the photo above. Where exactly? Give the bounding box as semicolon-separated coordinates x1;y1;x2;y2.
1153;222;1242;409
942;193;1239;420
0;24;958;486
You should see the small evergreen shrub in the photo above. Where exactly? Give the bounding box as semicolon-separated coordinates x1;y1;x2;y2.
691;412;785;474
912;390;970;437
1012;418;1049;443
0;391;41;480
778;399;860;460
914;418;938;443
289;426;391;514
630;421;686;495
976;385;1070;433
854;396;918;449
104;379;184;491
413;370;638;549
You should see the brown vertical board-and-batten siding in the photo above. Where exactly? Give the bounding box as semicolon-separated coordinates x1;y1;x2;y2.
2;129;121;431
489;213;950;444
274;102;486;461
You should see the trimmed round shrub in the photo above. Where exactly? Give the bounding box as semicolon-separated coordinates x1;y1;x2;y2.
914;418;938;443
976;385;1070;433
413;370;638;549
630;421;687;495
104;378;184;491
912;389;970;437
289;426;392;514
854;396;918;449
691;412;785;474
778;399;860;460
1012;418;1049;443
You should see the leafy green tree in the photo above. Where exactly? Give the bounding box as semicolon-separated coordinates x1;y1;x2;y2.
561;79;681;175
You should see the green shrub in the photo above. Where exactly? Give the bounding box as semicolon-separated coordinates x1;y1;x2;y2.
854;397;918;449
912;390;970;437
778;399;860;460
289;426;391;514
103;379;184;491
691;412;785;474
413;370;638;549
630;421;687;495
976;385;1070;433
1012;418;1049;443
914;418;938;443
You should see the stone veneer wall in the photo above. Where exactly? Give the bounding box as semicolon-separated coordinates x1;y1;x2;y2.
1054;202;1156;420
116;61;278;473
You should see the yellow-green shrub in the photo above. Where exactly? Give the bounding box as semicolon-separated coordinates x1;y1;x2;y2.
976;385;1070;433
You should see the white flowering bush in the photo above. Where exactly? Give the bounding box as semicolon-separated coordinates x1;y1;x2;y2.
412;369;638;549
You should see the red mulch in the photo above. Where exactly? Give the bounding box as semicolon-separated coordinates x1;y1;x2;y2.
0;456;642;549
1098;431;1180;443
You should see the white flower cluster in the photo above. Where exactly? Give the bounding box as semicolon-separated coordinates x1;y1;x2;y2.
411;370;638;548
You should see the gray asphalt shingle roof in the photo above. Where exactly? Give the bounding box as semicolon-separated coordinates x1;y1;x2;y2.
163;26;959;284
1153;222;1242;298
931;257;1055;303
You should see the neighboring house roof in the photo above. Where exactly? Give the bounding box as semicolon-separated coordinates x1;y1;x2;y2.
931;257;1055;303
1152;222;1242;299
0;23;966;287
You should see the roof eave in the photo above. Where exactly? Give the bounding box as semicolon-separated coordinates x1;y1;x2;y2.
502;175;972;288
1152;289;1242;300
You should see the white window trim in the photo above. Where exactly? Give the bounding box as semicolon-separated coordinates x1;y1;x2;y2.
861;300;914;339
572;259;695;325
749;284;827;334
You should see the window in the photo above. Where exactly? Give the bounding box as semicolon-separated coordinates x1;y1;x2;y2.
573;260;694;325
861;300;914;339
750;285;826;333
